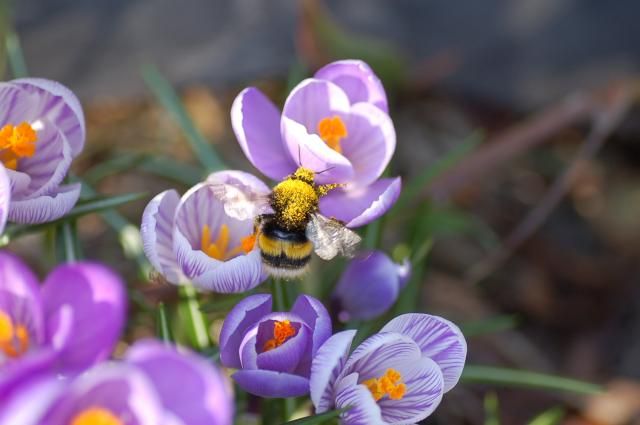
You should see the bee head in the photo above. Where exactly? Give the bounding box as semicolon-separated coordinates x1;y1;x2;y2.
292;167;315;185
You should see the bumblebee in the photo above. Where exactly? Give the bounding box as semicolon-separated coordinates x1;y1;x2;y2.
213;167;361;278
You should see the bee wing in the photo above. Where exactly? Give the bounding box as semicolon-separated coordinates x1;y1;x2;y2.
206;183;272;221
306;214;361;260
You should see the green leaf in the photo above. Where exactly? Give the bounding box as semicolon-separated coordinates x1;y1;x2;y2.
140;155;203;186
142;64;225;172
462;365;602;395
5;30;28;78
83;152;148;184
178;284;211;350
484;392;500;425
3;192;147;241
461;315;519;337
156;302;174;343
54;221;81;263
527;407;565;425
393;131;482;213
283;408;348;425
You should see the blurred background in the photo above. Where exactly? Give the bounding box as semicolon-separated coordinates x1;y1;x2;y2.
5;0;640;424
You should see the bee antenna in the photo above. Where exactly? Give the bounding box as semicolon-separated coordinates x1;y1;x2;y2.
316;166;335;175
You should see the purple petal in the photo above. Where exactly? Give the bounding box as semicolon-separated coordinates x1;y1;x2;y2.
310;330;356;413
205;169;270;194
141;190;182;284
334;251;402;321
127;340;233;425
314;60;388;112
256;322;311;374
378;356;444;424
41;363;163;425
0;348;58;400
0;251;45;346
191;249;266;293
231;87;296;181
16;122;72;199
10;78;85;156
0;166;9;234
340;102;395;186
8;183;80;224
219;294;272;369
342;332;422;381
281;79;354;184
319;177;401;228
380;313;467;392
291;295;332;355
6;167;31;197
0;372;64;425
334;373;384;425
232;369;310;398
205;169;271;221
41;262;126;375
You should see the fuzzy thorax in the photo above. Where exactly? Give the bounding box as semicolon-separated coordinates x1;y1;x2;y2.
271;168;319;230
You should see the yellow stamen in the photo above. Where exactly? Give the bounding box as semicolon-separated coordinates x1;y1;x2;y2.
317;116;347;153
363;368;406;401
200;224;254;260
70;407;123;425
0;310;30;358
263;320;297;352
0;122;38;170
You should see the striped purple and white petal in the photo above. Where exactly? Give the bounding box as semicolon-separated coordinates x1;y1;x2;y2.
0;251;46;353
381;313;467;392
320;177;401;228
232;369;311;398
231;88;297;181
333;251;407;322
219;294;272;369
40;363;164;425
8;183;81;224
314;60;389;113
310;330;356;413
334;373;385;425
0;166;10;234
173;183;264;293
205;169;272;221
141;189;183;284
126;340;233;425
8;78;85;156
41;262;126;375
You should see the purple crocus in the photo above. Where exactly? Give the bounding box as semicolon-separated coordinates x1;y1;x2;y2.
0;251;125;378
0;339;233;425
141;170;268;293
333;251;411;322
232;60;401;228
0;166;9;234
219;293;331;398
0;79;85;224
310;313;467;424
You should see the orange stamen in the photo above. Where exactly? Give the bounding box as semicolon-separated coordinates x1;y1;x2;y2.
71;407;123;425
0;310;30;358
263;320;297;352
363;368;406;401
317;116;347;153
201;224;254;260
0;122;38;170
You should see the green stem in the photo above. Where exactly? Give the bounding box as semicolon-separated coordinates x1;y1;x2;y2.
271;278;287;311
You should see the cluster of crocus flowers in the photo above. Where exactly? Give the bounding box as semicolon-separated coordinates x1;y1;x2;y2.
141;170;269;292
0;79;85;225
219;293;331;397
0;340;233;425
332;250;411;322
0;251;125;378
310;313;467;424
232;59;401;228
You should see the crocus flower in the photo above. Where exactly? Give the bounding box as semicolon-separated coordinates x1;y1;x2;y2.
333;251;411;322
0;166;8;234
310;313;467;424
0;79;85;224
219;293;331;397
0;251;125;378
0;339;234;425
232;59;401;228
141;170;268;293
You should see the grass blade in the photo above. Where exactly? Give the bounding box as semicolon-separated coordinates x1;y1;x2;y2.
5;30;28;78
178;284;211;350
527;407;565;425
484;392;500;425
142;64;225;171
283;408;348;425
461;315;519;337
462;365;602;395
140;155;203;186
156;302;174;343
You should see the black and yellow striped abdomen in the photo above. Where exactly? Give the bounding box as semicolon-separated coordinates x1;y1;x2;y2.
257;217;312;278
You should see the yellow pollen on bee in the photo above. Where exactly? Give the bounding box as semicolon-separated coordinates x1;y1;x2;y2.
0;310;30;359
271;174;319;231
70;407;123;425
0;122;38;170
200;224;255;260
363;368;407;401
263;320;296;352
317;116;347;153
